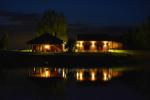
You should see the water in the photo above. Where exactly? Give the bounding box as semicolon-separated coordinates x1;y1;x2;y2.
0;64;150;100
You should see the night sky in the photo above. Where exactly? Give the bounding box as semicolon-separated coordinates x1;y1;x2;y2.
0;0;150;26
0;0;150;49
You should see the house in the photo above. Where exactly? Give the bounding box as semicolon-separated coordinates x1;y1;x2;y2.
27;33;66;52
75;34;123;52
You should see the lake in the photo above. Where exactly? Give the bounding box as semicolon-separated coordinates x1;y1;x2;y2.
0;63;150;100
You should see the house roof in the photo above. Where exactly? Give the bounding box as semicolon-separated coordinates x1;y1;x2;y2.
77;34;123;42
27;33;63;45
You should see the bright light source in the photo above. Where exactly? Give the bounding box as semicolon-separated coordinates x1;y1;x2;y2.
91;41;96;47
40;68;50;78
76;43;79;47
79;41;84;47
44;45;50;49
62;69;67;79
103;41;108;47
103;72;109;81
91;71;96;81
45;70;50;77
76;71;84;81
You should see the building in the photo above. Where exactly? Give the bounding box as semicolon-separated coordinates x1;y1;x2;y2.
27;33;66;52
75;34;123;52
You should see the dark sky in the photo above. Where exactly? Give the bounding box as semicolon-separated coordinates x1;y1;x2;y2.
0;0;150;26
0;0;150;49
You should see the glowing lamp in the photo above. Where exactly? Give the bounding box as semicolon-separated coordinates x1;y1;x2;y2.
44;45;50;49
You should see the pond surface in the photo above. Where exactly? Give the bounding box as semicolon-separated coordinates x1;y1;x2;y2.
0;64;150;100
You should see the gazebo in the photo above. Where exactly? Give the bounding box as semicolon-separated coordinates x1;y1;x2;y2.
27;33;65;52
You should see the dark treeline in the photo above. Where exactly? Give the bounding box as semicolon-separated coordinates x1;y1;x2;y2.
37;10;68;41
0;33;9;50
124;16;150;50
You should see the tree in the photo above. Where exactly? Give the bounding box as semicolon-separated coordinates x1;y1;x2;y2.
0;33;9;50
37;10;68;41
126;16;150;50
65;39;76;52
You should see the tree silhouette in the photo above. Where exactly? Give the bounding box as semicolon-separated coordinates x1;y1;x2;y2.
0;33;9;50
126;16;150;50
37;10;68;41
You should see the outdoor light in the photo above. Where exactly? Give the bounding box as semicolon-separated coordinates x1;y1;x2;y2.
79;41;84;47
103;41;107;47
91;41;96;47
44;44;50;49
76;43;79;47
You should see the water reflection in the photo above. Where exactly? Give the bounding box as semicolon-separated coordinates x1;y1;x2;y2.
29;67;123;82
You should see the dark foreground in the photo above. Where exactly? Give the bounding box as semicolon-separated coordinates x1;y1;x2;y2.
0;50;148;68
0;51;150;100
0;67;150;100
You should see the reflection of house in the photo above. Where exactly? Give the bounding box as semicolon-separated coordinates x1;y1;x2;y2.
75;34;123;52
29;67;122;82
27;33;65;52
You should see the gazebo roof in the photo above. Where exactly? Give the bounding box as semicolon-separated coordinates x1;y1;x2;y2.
27;33;63;45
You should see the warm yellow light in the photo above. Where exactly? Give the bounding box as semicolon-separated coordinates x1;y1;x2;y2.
41;70;50;78
44;45;50;49
33;67;36;71
76;71;84;81
40;68;50;78
76;43;79;47
91;71;96;81
79;41;84;47
45;70;50;77
62;69;66;79
103;41;108;47
103;72;109;81
91;41;96;47
79;72;83;81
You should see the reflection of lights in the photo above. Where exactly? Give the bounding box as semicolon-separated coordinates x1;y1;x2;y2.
103;72;109;81
76;71;83;81
44;45;50;49
91;71;96;81
33;67;36;71
41;70;50;78
62;69;67;79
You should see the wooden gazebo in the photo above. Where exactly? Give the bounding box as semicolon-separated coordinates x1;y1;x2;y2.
27;33;65;52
